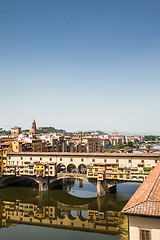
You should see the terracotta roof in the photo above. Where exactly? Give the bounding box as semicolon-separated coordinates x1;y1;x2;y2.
7;152;160;158
1;142;11;145
138;163;144;166
48;162;56;165
93;163;106;166
29;129;36;133
121;161;160;217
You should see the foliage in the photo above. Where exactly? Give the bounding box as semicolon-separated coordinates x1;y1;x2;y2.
114;142;124;149
36;127;56;134
0;129;11;135
143;167;153;171
36;169;43;173
105;150;115;153
127;141;134;148
144;135;157;141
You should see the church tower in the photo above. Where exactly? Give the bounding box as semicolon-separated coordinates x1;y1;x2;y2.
32;119;37;132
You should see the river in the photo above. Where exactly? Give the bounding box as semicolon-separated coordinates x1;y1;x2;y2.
0;180;140;240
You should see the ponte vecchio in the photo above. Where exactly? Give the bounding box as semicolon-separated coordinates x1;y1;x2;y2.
0;152;159;196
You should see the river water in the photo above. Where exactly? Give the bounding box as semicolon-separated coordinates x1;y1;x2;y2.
0;180;140;240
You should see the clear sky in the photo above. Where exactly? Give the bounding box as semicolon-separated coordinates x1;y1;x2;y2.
0;0;160;134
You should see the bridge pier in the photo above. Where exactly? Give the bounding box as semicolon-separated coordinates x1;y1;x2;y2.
97;180;109;196
79;179;83;188
38;178;49;192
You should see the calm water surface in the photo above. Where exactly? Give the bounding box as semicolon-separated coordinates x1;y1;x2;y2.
0;180;140;240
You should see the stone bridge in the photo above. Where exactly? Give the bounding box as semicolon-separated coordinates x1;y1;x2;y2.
112;148;160;154
0;175;55;192
0;174;128;196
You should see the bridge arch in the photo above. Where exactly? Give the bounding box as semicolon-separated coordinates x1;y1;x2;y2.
150;150;160;153
57;209;67;219
78;210;88;221
67;164;76;173
78;164;87;174
67;210;77;220
0;175;39;189
57;163;67;173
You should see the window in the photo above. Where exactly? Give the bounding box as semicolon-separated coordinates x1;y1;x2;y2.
50;171;52;174
70;158;73;162
155;160;158;164
141;160;144;163
104;159;106;162
9;157;11;160
60;158;62;161
128;160;131;163
21;157;23;160
92;159;95;162
81;158;83;162
30;157;32;160
140;229;151;240
50;158;52;161
116;159;119;163
50;167;52;169
40;158;42;160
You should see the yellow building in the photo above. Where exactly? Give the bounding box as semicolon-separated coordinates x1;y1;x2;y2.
87;163;106;178
0;150;3;175
2;149;12;174
0;142;12;175
34;162;45;177
11;140;23;152
87;163;131;181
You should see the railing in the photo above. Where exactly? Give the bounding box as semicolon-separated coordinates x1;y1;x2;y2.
57;173;87;180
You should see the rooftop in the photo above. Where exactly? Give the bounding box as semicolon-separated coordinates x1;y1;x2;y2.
121;161;160;217
7;152;160;158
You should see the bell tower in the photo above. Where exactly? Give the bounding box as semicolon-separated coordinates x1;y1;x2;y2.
32;119;37;132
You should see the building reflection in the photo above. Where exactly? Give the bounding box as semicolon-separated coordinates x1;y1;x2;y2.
0;198;128;238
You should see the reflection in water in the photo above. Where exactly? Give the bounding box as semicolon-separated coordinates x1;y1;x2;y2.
0;180;144;240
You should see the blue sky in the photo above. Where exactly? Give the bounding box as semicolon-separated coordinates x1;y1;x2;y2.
0;0;160;134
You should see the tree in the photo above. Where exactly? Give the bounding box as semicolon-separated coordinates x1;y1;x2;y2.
127;141;134;148
115;142;124;149
144;136;156;141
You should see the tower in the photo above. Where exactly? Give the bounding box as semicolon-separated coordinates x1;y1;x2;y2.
32;119;36;132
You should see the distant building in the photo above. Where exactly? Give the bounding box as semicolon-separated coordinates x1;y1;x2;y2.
83;137;102;152
11;127;21;137
110;130;125;146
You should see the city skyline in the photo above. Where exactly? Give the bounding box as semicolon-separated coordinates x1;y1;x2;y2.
1;0;160;133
